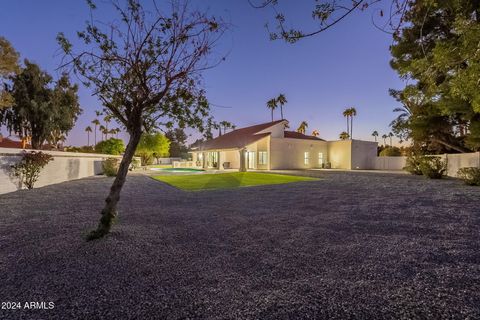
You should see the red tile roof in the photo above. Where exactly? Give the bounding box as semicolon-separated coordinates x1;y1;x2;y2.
0;137;30;149
284;131;325;141
195;120;325;151
198;120;285;151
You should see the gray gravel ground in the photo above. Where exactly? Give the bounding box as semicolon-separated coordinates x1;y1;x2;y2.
1;170;479;320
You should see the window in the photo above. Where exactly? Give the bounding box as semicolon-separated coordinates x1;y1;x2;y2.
304;152;309;165
258;151;268;165
318;152;324;166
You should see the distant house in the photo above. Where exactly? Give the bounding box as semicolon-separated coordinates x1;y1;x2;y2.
190;120;377;171
0;135;30;149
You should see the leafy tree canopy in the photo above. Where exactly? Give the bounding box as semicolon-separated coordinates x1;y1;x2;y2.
135;132;170;165
95;138;125;155
390;0;480;153
0;60;81;149
0;37;20;108
165;128;188;158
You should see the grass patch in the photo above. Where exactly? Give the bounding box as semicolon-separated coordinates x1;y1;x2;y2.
152;172;318;191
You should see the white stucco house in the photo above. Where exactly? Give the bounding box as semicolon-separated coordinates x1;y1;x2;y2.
190;120;378;171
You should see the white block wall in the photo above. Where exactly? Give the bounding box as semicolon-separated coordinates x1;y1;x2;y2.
0;148;121;195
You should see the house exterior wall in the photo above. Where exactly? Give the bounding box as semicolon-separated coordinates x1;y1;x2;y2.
247;136;270;170
270;138;328;170
351;140;378;169
221;150;241;169
256;121;286;138
0;147;118;195
327;140;352;169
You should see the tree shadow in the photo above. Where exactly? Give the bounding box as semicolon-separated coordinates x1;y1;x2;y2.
0;155;22;191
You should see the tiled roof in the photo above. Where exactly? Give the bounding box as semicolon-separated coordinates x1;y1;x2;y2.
198;120;285;151
284;131;325;141
0;138;29;149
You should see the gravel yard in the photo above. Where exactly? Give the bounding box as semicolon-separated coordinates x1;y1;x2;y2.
1;171;479;319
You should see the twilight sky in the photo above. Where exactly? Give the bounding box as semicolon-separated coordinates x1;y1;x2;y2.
0;0;404;146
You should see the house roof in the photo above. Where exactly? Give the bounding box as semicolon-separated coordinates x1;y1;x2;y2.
197;120;285;151
284;131;325;141
0;137;30;149
195;120;325;151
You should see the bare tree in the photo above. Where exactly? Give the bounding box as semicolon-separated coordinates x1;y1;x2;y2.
57;0;226;240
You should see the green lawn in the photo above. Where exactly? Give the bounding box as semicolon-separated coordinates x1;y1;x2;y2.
152;172;319;191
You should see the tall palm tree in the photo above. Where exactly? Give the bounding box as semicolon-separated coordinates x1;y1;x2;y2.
349;107;357;139
85;126;92;146
372;130;379;142
339;131;350;140
297;121;308;134
276;93;287;119
342;108;350;136
114;128;121;138
388;132;394;146
312;129;320;137
99;125;106;141
104;114;112;135
92;119;100;145
382;134;388;146
266;98;277;122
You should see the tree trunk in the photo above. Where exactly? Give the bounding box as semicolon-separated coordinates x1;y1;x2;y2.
86;127;142;241
271;109;273;122
350;117;353;139
346;117;349;136
280;107;283;120
431;138;471;153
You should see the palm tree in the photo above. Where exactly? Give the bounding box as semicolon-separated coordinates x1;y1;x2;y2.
388;132;394;146
266;98;277;122
382;134;388;146
372;130;379;142
219;120;234;134
339;131;350;140
85;126;92;146
297;121;308;134
99;125;106;141
276;93;287;119
92;119;100;145
349;107;357;139
114;128;121;138
104;114;112;135
312;129;320;137
342;108;350;136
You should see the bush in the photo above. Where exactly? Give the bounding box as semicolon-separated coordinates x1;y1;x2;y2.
419;156;447;179
403;154;424;175
129;158;141;171
11;151;53;189
102;158;120;177
379;147;401;157
95;138;125;155
457;167;480;186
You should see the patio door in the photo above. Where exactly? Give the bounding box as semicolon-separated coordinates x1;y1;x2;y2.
246;151;255;169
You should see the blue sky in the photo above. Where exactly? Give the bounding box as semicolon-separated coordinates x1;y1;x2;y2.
0;0;404;146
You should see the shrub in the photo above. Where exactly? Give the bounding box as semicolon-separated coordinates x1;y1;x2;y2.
403;154;424;175
129;158;141;171
379;146;401;157
102;158;120;177
457;167;480;186
419;156;447;179
11;151;53;189
95;138;125;155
